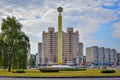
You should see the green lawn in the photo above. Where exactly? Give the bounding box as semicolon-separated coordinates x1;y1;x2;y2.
0;69;120;77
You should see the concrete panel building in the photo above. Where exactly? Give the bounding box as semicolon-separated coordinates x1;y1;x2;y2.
38;27;83;65
42;27;56;64
86;46;98;66
104;48;110;65
117;53;120;65
36;53;40;67
98;47;105;65
86;46;118;67
110;49;117;65
38;42;42;64
79;42;83;65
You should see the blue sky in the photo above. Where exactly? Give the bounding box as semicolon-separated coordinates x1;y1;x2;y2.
0;0;120;55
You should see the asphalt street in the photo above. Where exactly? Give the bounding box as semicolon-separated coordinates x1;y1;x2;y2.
0;78;120;80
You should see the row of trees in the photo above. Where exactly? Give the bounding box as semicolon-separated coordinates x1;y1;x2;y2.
0;16;30;71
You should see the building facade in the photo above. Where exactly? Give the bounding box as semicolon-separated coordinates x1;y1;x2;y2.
86;46;117;67
104;48;110;65
38;42;42;64
117;53;120;65
86;46;98;66
79;42;83;64
98;47;104;65
110;49;117;65
36;53;40;67
38;27;83;65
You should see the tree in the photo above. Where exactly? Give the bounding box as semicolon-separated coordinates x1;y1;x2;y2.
29;54;36;67
0;34;3;67
1;16;30;71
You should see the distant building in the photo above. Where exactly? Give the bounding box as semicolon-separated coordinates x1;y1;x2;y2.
79;42;83;65
86;46;98;66
36;53;40;67
104;48;110;65
117;53;120;65
42;27;57;64
27;44;31;66
98;47;104;65
65;28;80;65
38;42;42;65
38;27;83;65
86;46;118;67
30;54;36;67
110;49;117;65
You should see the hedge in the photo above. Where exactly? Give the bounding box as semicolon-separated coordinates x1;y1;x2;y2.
12;69;25;73
60;68;86;71
101;70;116;73
39;68;86;72
39;68;59;73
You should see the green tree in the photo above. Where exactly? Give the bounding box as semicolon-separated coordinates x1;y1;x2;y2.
30;54;36;67
1;16;30;71
0;34;3;67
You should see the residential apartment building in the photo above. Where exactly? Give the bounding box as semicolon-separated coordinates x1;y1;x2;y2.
65;28;80;65
110;49;117;65
86;46;117;67
27;44;31;66
104;48;110;65
36;53;40;67
79;42;83;64
42;27;56;64
117;53;120;65
86;46;98;66
38;27;83;65
98;47;104;65
38;42;42;64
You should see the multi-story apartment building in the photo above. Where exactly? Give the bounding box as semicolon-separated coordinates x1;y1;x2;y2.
86;46;118;67
110;49;117;65
117;53;120;65
65;28;80;65
98;47;105;65
38;42;42;64
79;42;83;64
27;44;31;66
55;32;66;63
86;46;98;66
38;27;83;65
42;27;56;64
36;53;40;67
104;48;110;65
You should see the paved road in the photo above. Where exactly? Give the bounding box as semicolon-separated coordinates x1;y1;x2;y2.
0;78;120;80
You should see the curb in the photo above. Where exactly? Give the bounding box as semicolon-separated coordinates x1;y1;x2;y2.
0;76;120;78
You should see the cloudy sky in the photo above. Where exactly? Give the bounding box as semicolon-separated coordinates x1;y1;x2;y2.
0;0;120;55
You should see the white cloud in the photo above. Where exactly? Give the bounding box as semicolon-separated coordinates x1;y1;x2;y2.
113;22;120;38
0;0;119;54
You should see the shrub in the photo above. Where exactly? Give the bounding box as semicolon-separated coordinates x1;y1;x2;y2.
78;68;86;71
60;68;86;71
12;69;25;73
39;68;59;73
101;70;115;73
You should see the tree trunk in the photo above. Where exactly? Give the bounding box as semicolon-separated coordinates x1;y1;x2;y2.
8;55;12;72
8;64;11;72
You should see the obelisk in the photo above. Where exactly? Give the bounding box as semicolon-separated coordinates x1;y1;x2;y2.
57;7;63;65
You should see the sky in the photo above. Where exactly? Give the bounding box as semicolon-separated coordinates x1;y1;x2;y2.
0;0;120;55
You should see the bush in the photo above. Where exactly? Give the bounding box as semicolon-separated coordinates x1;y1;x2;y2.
60;68;86;71
101;70;115;73
78;68;86;71
39;68;59;73
12;69;25;73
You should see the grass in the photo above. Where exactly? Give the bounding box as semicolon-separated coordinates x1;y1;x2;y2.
0;69;120;77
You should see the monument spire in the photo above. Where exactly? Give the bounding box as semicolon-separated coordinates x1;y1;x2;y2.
57;7;63;65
